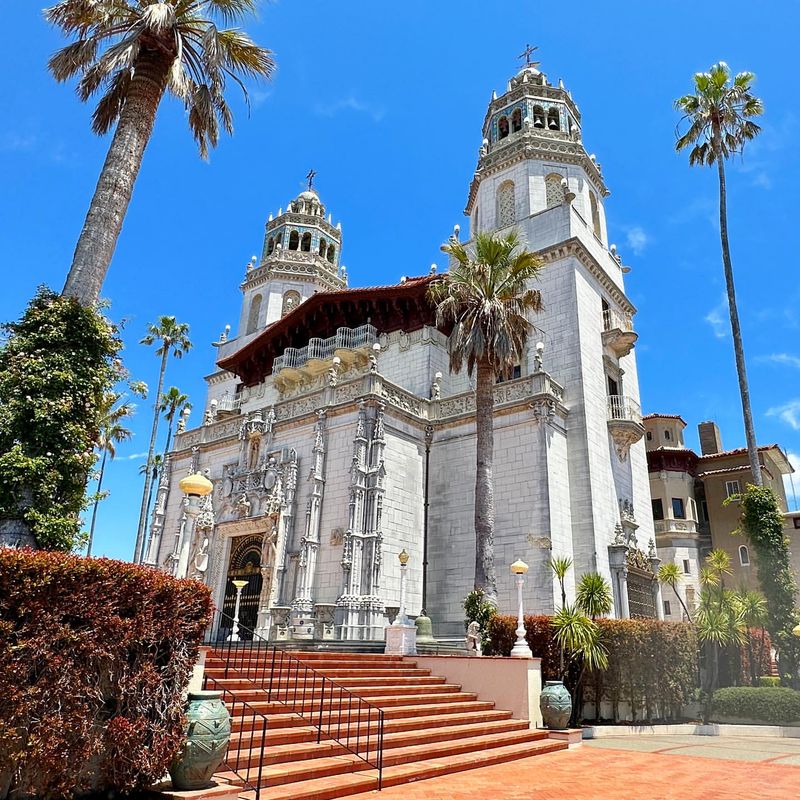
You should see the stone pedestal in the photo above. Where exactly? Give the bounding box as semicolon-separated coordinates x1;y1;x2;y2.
314;603;337;640
385;622;417;655
290;610;314;640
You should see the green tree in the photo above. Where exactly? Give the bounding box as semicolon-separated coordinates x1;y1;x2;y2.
738;485;800;683
576;572;613;620
46;0;275;305
675;63;764;486
159;387;191;457
0;289;120;550
139;453;164;562
429;231;543;601
658;561;694;622
134;317;191;563
86;391;134;556
733;589;768;686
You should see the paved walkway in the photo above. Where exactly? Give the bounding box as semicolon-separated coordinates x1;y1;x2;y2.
349;736;800;800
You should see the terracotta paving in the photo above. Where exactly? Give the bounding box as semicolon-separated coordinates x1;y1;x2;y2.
346;742;800;800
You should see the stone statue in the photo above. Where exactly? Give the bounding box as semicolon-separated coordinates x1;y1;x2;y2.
193;537;209;575
466;620;482;656
235;493;251;518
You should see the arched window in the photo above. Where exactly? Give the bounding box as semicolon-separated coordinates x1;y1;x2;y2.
327;244;336;263
498;116;509;140
246;294;262;335
301;232;312;252
511;108;522;133
288;230;299;250
281;290;302;317
547;107;560;131
545;173;566;208
739;545;750;566
267;237;275;256
533;105;545;128
318;239;327;259
496;181;515;228
589;193;602;238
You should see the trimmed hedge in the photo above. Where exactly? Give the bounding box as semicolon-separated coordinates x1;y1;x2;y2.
487;614;698;722
758;676;781;688
712;687;800;724
0;549;212;799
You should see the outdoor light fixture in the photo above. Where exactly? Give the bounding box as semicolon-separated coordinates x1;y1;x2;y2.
179;472;213;498
510;558;533;658
398;549;410;566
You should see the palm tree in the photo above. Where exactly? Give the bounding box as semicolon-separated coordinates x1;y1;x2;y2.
139;453;164;556
87;391;133;556
734;589;768;685
159;387;191;456
134;317;191;563
550;556;573;611
46;0;275;305
551;604;609;678
429;230;543;601
576;572;613;620
658;562;694;622
675;63;764;486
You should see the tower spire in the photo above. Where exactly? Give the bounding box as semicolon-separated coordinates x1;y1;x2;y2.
517;43;540;68
306;168;317;191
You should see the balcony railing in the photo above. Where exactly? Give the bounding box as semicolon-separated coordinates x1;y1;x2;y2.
273;324;378;372
216;393;243;414
607;394;642;425
602;308;634;333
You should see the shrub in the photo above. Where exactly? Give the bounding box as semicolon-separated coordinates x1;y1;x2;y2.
758;676;781;688
486;614;698;721
712;686;800;723
463;588;497;650
0;549;212;799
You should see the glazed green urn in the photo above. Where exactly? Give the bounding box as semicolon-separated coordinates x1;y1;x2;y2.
539;680;572;730
169;690;231;790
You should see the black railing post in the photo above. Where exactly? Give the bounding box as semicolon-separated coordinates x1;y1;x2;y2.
317;678;325;744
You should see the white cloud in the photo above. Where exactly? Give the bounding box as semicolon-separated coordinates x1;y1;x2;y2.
124;452;148;461
625;226;649;255
314;95;385;122
759;353;800;369
752;172;772;190
767;400;800;431
705;293;729;339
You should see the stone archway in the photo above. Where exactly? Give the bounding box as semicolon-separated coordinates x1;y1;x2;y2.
221;533;266;638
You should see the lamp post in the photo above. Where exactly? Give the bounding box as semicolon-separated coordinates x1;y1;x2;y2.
229;579;249;642
397;549;410;625
510;559;533;658
175;471;214;578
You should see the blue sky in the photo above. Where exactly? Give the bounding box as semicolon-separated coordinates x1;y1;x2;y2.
2;1;799;560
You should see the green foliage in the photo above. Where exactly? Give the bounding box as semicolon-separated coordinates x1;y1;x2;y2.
463;588;497;649
759;676;781;688
576;572;613;619
739;485;800;678
0;289;121;550
712;686;800;724
552;603;608;674
0;548;212;798
486;615;699;722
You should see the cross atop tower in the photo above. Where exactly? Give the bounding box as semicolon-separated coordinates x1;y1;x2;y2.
517;43;539;67
306;169;317;191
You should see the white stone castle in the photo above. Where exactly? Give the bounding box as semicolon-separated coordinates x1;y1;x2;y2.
146;56;659;642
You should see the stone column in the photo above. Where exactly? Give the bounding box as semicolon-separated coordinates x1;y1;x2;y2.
607;542;630;619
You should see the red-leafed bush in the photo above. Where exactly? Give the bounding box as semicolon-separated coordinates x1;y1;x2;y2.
0;549;212;799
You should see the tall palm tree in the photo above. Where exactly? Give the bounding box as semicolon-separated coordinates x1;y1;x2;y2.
46;0;275;305
139;452;164;556
159;386;191;456
87;391;133;556
134;317;191;562
429;231;543;601
658;562;694;622
675;63;764;486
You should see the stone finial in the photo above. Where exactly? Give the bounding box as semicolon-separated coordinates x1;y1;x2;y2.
534;340;545;372
429;263;437;275
648;538;657;559
431;371;442;400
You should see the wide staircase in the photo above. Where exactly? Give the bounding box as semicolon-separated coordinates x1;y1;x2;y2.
204;648;567;800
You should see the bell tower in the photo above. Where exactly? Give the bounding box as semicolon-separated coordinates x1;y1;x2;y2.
237;178;346;344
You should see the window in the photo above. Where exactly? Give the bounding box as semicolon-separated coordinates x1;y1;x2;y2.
532;105;545;128
547;107;560;131
327;244;336;263
664;429;671;441
646;431;653;441
318;239;327;259
683;559;691;575
267;237;275;256
739;545;750;566
246;294;262;335
288;230;299;250
496;364;522;383
725;480;741;498
672;498;686;519
700;500;709;522
281;290;301;318
511;108;522;133
607;375;619;397
496;181;515;228
663;600;672;617
794;517;800;530
545;173;566;208
688;498;697;520
590;192;602;238
651;499;664;520
498;116;509;140
300;232;312;252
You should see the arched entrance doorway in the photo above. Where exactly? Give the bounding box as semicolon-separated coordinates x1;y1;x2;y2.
221;534;265;639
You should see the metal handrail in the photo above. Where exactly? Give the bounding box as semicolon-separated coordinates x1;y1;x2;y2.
203;673;268;800
205;610;384;789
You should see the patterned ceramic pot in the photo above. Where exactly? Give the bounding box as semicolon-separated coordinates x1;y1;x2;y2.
169;690;231;790
539;680;572;730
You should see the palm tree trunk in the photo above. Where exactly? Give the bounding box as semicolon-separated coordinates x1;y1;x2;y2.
474;359;497;601
716;155;762;486
671;582;693;623
62;51;171;305
86;448;108;557
134;349;168;562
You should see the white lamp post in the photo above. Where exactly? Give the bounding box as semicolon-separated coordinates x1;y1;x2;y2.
397;549;410;625
229;579;249;642
385;549;416;655
510;559;533;658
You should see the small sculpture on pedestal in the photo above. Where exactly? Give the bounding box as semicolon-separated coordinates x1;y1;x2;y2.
466;620;482;656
